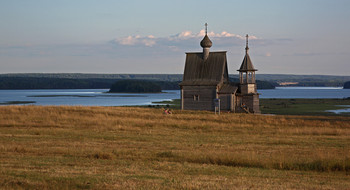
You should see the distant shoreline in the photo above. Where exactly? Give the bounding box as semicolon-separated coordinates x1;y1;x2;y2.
1;73;349;88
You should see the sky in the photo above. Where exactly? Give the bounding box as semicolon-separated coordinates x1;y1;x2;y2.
0;0;349;75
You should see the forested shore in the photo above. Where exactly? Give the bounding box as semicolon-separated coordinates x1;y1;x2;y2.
1;73;349;90
0;76;275;90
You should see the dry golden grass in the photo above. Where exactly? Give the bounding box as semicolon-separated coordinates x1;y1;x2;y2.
0;105;349;189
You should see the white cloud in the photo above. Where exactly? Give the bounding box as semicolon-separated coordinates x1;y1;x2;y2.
197;30;206;37
118;36;138;45
142;39;156;47
114;35;156;47
112;30;259;49
178;31;193;38
198;29;258;39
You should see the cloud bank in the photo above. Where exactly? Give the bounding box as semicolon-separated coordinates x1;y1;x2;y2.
111;30;259;49
0;30;300;74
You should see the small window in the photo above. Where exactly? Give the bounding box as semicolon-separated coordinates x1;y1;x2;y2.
194;95;199;101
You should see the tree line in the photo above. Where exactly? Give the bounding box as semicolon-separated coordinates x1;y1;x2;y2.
109;80;162;93
0;77;180;90
344;81;350;89
2;74;349;87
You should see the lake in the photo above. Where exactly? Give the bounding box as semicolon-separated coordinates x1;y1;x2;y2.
259;87;350;99
0;87;349;106
0;89;179;106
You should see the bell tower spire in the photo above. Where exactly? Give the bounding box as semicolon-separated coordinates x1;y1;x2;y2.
245;34;249;54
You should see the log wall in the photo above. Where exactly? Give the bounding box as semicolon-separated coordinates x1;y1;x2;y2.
182;86;217;110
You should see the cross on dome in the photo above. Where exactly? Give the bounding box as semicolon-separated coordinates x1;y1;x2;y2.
205;23;208;35
200;23;212;48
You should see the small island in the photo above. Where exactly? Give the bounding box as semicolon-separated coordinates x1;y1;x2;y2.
109;80;162;93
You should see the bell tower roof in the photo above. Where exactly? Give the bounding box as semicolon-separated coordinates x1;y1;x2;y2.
238;34;257;72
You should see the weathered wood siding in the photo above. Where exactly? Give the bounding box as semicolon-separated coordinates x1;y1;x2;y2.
182;86;217;110
235;94;260;113
218;94;232;111
240;84;257;94
252;94;260;113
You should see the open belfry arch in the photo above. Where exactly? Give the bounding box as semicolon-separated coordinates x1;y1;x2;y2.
179;24;260;113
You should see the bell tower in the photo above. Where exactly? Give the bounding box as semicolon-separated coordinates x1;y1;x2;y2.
237;34;260;113
238;34;257;94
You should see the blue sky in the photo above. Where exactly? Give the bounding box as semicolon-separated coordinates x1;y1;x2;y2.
1;0;349;75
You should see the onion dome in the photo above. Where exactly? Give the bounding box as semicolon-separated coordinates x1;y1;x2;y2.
200;35;212;48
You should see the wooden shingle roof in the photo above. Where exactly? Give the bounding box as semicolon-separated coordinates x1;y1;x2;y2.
179;51;229;86
218;83;238;94
238;53;257;72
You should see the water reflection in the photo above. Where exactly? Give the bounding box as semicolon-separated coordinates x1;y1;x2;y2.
327;106;350;114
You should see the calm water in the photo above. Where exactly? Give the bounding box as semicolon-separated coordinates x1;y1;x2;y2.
0;89;180;106
326;105;350;114
259;87;350;99
0;87;349;106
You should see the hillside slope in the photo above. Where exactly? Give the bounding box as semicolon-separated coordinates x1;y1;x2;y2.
0;106;349;189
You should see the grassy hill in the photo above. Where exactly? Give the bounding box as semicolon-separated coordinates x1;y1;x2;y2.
0;106;349;189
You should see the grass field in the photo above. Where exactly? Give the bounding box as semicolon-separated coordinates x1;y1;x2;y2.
260;98;350;116
0;106;350;189
153;98;350;116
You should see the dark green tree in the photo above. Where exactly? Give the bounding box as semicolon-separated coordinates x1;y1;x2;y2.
109;80;162;93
